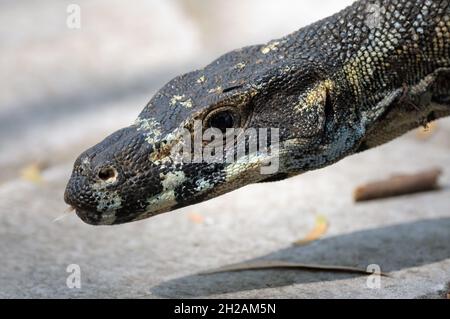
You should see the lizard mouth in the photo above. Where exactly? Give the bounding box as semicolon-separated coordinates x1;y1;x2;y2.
75;208;117;226
74;208;99;225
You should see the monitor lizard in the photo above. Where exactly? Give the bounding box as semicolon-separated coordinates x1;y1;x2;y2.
64;0;450;225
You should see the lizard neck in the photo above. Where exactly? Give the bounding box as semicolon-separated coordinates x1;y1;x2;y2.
314;0;450;151
283;0;449;164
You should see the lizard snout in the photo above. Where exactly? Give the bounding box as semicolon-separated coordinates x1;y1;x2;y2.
64;124;165;225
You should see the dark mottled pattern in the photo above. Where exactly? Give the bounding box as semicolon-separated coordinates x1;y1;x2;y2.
65;0;450;225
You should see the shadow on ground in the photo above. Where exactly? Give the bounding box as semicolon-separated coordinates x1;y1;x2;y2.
150;217;450;297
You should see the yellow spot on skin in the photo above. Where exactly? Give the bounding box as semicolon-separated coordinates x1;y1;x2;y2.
293;79;334;113
197;76;206;84
141;172;187;218
224;154;263;183
160;171;186;191
234;62;246;69
208;86;222;94
134;117;162;144
170;95;193;108
180;98;193;108
96;190;122;211
135;117;159;131
261;41;280;54
170;95;185;106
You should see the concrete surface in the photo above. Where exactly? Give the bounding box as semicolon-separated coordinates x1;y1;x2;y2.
0;0;449;299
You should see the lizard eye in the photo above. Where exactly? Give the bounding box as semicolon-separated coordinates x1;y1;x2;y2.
205;108;241;133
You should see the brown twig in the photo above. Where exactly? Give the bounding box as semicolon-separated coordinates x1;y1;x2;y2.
354;168;442;202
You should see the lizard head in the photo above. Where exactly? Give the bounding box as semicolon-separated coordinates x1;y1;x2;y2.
64;43;361;225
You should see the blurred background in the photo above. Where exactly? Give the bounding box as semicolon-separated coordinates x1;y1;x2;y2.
0;0;449;298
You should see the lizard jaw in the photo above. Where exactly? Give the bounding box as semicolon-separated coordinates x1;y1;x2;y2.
75;208;118;226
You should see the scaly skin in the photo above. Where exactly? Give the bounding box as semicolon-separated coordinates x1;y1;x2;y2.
65;0;450;225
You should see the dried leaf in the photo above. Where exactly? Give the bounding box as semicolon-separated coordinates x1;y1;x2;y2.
20;162;45;184
416;122;438;140
200;260;389;277
294;215;329;246
188;212;205;224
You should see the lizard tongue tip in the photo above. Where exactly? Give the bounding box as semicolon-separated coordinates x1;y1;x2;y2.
52;206;76;223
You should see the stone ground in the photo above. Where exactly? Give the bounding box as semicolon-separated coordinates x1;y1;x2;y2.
0;0;449;299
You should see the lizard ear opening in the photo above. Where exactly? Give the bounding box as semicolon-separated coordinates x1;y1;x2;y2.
292;83;331;138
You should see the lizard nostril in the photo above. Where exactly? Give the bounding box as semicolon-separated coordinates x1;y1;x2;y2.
98;166;118;183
